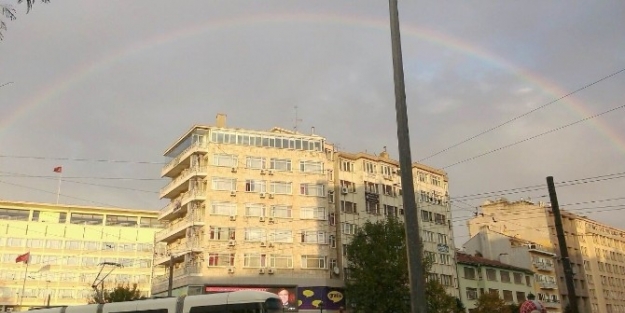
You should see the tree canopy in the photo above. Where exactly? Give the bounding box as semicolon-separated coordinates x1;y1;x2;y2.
345;217;462;313
473;292;511;313
90;283;147;304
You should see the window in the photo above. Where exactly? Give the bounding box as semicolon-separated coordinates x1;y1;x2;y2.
140;217;164;228
513;272;523;284
243;254;266;268
209;226;236;240
425;251;436;263
437;234;448;245
270;158;292;171
301;231;327;244
210;202;237;216
0;208;29;221
384;205;398;217
516;291;526;302
438;254;450;265
270;181;292;194
246;156;266;169
340;160;354;172
341;201;358;214
301;255;327;269
105;215;138;227
269;230;293;243
423;231;435;242
464;267;476;280
244;228;266;242
503;290;513;302
212;177;236;191
431;175;441;186
342;223;357;235
32;210;67;223
300;161;324;173
270;205;292;218
421;210;433;222
440;274;453;286
300;183;325;197
380;165;392;177
269;254;293;268
366;201;379;215
207;253;234;267
70;213;103;225
245;180;266;193
64;240;82;250
467;288;478;300
245;203;265;217
329;235;336;248
486;269;497;281
364;161;376;174
501;271;511;283
301;207;326;220
340;180;356;192
213;154;238;167
328;213;336;226
365;181;378;193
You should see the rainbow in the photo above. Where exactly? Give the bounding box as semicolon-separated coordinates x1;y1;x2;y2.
3;12;624;154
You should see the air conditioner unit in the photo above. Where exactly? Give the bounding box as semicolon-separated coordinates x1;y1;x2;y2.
230;191;237;197
341;187;349;194
268;193;275;199
259;216;266;222
385;192;391;196
259;268;265;274
228;240;236;246
260;241;267;247
268;217;275;223
231;167;237;173
268;268;276;274
268;242;274;248
227;267;235;274
229;215;236;221
259;192;266;198
260;170;266;175
268;170;274;175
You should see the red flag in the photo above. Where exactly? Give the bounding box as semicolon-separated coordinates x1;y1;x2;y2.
53;166;62;173
15;252;30;264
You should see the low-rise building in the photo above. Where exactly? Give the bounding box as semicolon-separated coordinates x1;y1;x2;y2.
456;251;535;312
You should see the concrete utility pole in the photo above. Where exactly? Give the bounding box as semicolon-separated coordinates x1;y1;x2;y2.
388;1;427;313
546;176;579;313
167;255;174;297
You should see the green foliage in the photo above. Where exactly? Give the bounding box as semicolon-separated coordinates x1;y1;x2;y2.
507;302;521;313
90;283;147;304
345;217;458;313
473;292;511;313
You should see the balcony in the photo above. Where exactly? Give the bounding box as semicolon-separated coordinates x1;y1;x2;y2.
534;261;555;272
155;214;205;243
543;301;561;309
528;244;556;256
153;263;202;284
154;239;204;266
161;142;209;178
160;166;208;199
538;281;558;289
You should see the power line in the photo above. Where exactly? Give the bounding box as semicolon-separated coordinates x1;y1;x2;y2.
0;154;166;165
443;103;625;169
420;67;625;162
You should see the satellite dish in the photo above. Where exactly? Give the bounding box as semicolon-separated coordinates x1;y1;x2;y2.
333;266;340;275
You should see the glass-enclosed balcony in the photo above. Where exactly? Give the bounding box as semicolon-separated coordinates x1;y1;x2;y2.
160;167;208;199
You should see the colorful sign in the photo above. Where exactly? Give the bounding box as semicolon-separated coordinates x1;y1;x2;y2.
204;286;298;311
297;286;346;310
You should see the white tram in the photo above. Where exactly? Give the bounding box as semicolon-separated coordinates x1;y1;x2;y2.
28;290;283;313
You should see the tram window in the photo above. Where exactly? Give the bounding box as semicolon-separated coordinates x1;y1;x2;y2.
188;305;227;313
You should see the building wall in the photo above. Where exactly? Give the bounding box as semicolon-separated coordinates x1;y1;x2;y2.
153;115;459;311
0;201;162;311
457;260;535;311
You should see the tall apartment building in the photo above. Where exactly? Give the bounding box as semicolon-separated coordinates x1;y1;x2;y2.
468;198;625;313
0;200;163;312
464;227;561;312
153;114;458;311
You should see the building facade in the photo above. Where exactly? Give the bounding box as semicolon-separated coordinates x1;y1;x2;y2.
456;251;535;312
0;200;163;311
153;114;458;311
463;227;561;312
468;198;625;313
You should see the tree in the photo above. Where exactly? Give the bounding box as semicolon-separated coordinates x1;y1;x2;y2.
1;0;50;40
507;302;521;313
345;217;460;313
473;292;511;313
90;283;147;304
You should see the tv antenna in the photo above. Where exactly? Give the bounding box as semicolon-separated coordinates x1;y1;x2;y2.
1;82;14;88
293;106;302;131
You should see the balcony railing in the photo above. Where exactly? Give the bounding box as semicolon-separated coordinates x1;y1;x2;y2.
543;300;561;308
155;214;205;243
160;166;208;199
534;261;555;271
538;281;558;289
154;239;204;265
161;142;209;177
153;263;202;284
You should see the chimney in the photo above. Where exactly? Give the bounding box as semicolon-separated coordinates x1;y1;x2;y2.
311;127;315;135
216;114;227;128
498;253;510;264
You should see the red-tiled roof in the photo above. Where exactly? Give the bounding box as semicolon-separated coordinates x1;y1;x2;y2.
456;252;533;274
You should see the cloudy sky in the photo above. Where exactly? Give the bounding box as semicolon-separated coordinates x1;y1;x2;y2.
1;0;624;244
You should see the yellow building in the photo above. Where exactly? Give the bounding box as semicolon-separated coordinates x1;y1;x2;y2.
153;114;458;311
0;200;163;311
468;198;625;313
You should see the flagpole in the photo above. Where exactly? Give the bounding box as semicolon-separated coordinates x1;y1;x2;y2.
56;170;63;205
19;259;29;307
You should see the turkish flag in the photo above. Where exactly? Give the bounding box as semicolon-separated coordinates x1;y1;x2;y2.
53;166;62;173
15;252;30;264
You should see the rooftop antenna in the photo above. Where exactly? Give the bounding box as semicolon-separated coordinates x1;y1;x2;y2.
294;106;302;131
1;82;14;88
